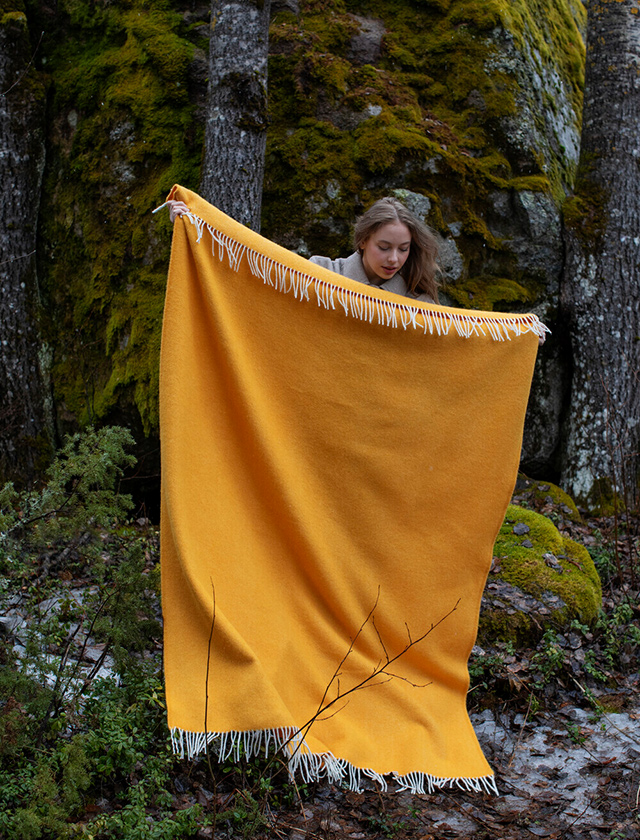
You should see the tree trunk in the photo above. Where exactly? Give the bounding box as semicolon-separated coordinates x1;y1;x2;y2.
560;0;640;508
200;0;271;231
0;9;52;485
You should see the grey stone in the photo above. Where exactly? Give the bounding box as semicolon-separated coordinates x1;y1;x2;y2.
484;28;580;188
438;236;464;282
543;552;564;573
486;189;563;316
272;0;300;14
348;16;385;66
391;188;431;220
0;613;23;634
481;580;567;617
513;522;531;535
325;180;340;200
422;156;441;174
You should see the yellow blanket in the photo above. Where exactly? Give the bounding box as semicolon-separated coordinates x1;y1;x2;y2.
160;186;543;794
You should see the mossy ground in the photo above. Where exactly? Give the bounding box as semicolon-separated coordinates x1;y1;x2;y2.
482;503;602;645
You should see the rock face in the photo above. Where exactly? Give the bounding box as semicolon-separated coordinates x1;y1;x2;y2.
265;1;585;480
9;0;585;492
33;0;207;490
479;504;602;645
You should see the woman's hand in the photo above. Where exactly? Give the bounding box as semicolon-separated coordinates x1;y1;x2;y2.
168;200;190;222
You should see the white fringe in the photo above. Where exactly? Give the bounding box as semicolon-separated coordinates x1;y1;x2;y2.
170;725;499;796
164;210;550;341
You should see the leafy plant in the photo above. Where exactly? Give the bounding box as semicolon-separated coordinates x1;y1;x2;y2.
0;426;181;839
530;629;565;685
588;537;618;584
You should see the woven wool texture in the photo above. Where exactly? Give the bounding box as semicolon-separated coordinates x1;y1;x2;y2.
160;186;541;793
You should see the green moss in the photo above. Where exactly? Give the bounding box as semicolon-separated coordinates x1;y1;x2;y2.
492;504;602;625
517;476;582;522
496;0;585;116
444;276;535;311
478;609;537;649
38;0;202;434
562;176;609;252
1;9;26;25
507;175;552;192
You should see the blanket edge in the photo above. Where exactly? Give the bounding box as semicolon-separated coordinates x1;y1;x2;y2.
170;196;549;342
170;726;499;796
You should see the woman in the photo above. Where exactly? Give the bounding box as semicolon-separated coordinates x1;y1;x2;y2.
310;197;440;304
167;196;441;305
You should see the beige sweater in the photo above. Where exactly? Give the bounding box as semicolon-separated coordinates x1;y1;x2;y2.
309;252;436;304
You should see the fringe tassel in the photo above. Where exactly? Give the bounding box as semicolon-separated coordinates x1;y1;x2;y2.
169;211;549;342
170;726;498;796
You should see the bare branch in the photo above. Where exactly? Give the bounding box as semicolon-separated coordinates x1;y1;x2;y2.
0;31;44;97
405;621;413;645
204;579;216;735
286;595;460;760
383;672;431;688
0;249;35;267
372;615;390;664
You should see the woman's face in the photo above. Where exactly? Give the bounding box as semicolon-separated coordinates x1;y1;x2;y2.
360;221;412;285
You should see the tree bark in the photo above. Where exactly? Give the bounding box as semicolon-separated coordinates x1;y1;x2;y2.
560;0;640;508
200;0;271;231
0;9;52;485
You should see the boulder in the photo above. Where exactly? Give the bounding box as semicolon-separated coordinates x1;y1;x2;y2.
479;504;602;645
28;0;587;500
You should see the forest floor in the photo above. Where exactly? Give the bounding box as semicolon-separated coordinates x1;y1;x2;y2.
1;439;638;840
111;508;640;839
173;580;640;840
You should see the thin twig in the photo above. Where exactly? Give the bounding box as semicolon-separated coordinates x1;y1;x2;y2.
0;31;44;97
507;692;534;768
556;794;601;839
289;596;460;759
0;249;35;267
204;580;217;794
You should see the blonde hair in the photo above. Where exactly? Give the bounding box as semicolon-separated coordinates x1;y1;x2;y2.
354;197;440;301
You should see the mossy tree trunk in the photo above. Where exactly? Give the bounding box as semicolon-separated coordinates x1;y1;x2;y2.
560;0;640;509
0;8;52;484
200;0;271;231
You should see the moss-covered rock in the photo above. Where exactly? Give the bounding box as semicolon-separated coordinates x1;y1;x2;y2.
513;475;582;522
263;0;585;476
27;0;585;492
35;0;205;441
479;504;601;645
264;0;584;274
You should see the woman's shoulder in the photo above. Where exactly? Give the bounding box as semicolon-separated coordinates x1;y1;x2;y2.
411;290;438;305
308;253;363;280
